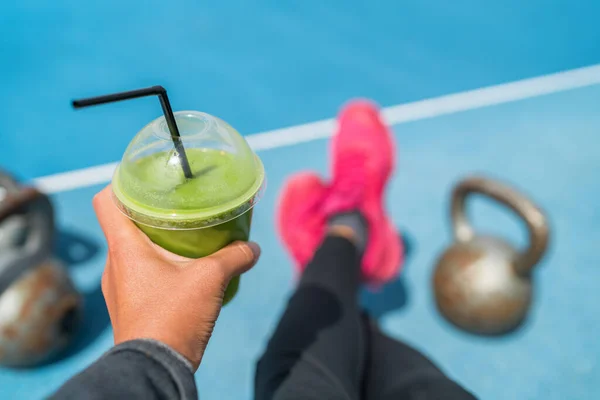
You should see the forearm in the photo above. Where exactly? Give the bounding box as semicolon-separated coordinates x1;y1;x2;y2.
51;339;197;400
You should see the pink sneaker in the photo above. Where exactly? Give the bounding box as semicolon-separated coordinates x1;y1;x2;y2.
276;100;404;285
277;172;328;274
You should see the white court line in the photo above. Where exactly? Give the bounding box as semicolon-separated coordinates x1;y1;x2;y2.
34;63;600;194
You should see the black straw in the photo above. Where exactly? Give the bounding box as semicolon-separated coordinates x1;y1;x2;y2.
72;86;194;179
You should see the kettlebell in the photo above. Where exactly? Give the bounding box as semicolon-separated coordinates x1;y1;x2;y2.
0;171;82;367
432;176;549;335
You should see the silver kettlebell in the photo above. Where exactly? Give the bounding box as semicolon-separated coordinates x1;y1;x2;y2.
0;171;81;367
432;176;549;335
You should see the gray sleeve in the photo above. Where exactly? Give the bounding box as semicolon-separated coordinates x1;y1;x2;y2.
51;339;198;400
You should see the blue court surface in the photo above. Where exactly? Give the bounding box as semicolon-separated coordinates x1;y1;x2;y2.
1;1;600;399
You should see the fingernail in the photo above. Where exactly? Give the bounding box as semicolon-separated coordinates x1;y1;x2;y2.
247;241;261;261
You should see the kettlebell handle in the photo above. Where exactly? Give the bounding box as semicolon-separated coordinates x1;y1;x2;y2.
0;176;55;296
451;176;549;276
0;187;46;222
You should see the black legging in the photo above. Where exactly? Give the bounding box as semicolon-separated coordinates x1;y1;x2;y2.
255;236;477;400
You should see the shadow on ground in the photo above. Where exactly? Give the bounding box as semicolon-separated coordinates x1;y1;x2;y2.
360;229;414;318
52;228;110;361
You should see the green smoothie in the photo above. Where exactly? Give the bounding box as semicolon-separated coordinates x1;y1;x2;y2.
140;211;252;304
112;111;265;305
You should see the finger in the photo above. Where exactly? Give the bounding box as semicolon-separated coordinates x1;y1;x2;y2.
200;241;261;280
93;185;147;248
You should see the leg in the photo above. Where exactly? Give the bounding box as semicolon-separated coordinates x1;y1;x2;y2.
259;100;404;399
364;321;477;400
255;234;366;400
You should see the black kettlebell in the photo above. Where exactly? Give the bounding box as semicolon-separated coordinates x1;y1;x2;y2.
0;171;82;367
432;176;549;335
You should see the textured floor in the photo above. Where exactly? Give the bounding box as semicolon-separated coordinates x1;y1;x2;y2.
1;1;599;399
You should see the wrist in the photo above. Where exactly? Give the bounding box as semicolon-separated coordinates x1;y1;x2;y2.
135;339;196;372
115;331;205;371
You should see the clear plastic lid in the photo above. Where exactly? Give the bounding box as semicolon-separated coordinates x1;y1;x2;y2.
112;111;265;229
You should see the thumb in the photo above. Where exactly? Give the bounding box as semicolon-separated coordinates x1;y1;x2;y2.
200;241;261;280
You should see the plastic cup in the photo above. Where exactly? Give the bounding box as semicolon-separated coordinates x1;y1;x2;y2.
111;111;265;304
